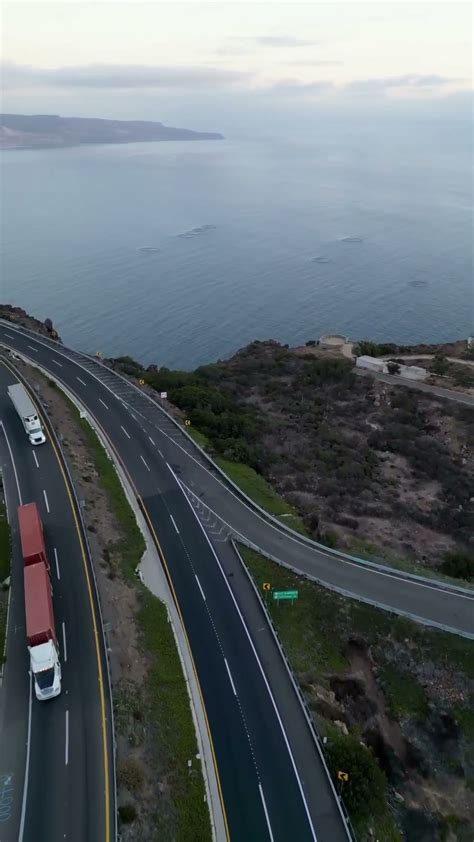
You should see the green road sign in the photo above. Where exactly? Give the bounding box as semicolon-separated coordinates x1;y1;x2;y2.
273;590;299;601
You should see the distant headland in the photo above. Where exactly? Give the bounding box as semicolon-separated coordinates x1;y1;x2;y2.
0;113;224;150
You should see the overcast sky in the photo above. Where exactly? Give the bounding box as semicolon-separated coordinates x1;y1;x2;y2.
2;2;472;132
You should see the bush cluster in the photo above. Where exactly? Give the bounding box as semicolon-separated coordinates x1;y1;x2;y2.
354;340;398;357
440;550;474;581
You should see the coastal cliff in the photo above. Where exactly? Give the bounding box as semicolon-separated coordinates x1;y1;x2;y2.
0;114;224;149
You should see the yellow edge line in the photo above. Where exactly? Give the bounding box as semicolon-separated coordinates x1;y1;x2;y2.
2;360;111;842
69;391;231;839
138;496;231;842
5;355;230;840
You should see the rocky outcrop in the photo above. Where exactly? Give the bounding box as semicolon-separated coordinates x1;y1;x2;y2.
0;304;62;341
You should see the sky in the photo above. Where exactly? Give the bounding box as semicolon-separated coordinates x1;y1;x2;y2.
1;2;472;133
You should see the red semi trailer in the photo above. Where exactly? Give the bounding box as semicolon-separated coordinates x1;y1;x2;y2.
17;502;48;569
18;504;61;700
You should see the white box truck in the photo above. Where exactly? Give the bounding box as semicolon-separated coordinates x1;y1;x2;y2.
7;383;46;445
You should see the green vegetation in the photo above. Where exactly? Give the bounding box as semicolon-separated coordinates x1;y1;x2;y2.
453;702;474;741
353;340;398;357
77;415;211;841
139;591;210;841
439;549;474;582
0;501;11;583
345;538;472;586
214;457;308;534
240;546;474;838
0;500;11;667
452;366;474;388
118;804;137;824
323;727;398;836
379;666;429;719
432;352;450;375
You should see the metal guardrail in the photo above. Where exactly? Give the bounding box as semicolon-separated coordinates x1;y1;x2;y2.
1;319;473;598
232;539;357;840
2;355;118;842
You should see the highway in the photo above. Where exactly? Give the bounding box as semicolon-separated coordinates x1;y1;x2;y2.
0;361;114;842
2;325;470;637
0;323;473;839
0;327;355;840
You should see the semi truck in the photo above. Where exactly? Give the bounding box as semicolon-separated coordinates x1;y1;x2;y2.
18;503;61;700
7;383;46;445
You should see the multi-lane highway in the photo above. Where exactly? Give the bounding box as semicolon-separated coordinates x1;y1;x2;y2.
0;360;114;842
0;327;356;840
2;323;471;638
0;332;354;842
1;322;473;841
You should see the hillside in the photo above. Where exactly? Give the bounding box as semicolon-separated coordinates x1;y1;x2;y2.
0;113;224;149
110;340;474;577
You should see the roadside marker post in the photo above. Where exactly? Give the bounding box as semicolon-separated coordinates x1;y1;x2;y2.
262;581;271;607
337;770;349;798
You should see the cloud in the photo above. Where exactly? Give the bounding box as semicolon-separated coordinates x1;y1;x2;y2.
346;74;465;95
265;79;334;97
1;61;253;90
253;36;319;48
214;35;319;55
286;60;343;67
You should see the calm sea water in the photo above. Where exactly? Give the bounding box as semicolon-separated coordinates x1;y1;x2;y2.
1;126;472;369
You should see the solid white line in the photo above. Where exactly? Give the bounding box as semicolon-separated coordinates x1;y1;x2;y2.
62;622;68;662
43;489;50;514
120;425;130;439
170;514;179;534
98;398;109;409
179;482;474;605
65;710;69;766
32;450;39;468
224;658;237;697
0;421;22;504
158;449;164;458
195;574;206;602
11;324;467;607
54;547;60;580
18;672;33;842
148;436;156;446
140;454;150;472
51;359;63;368
27;345;38;353
76;377;87;386
259;784;275;842
167;462;318;841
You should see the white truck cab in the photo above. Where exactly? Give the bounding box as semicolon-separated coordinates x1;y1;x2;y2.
7;383;46;445
29;641;62;701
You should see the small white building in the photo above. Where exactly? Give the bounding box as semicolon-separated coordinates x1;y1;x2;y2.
355;355;388;374
398;364;427;381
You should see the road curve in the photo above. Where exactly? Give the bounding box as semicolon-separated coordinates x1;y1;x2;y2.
1;323;473;640
0;329;354;839
0;360;115;842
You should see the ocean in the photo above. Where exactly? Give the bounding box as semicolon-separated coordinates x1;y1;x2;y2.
1;125;472;369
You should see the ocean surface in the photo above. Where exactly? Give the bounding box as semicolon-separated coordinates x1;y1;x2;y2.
1;125;472;369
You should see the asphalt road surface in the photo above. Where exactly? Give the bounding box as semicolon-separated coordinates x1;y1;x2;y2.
1;324;473;839
2;326;468;638
0;327;354;840
0;361;114;842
